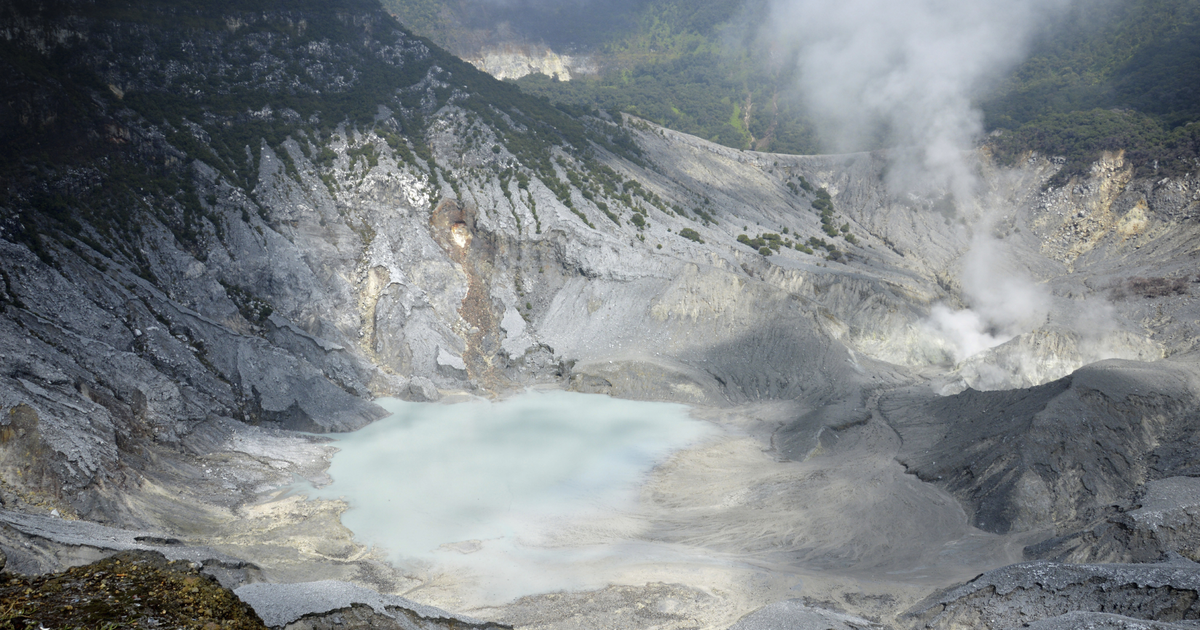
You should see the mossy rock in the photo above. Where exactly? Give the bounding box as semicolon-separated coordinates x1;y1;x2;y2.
0;550;267;629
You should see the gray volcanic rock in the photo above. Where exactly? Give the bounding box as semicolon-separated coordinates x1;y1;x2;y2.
235;581;509;629
0;508;259;587
880;359;1200;535
1125;478;1200;557
904;560;1200;630
1026;477;1200;565
1015;611;1200;630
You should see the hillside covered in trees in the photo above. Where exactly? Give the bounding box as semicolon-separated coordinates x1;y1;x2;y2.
386;0;1200;178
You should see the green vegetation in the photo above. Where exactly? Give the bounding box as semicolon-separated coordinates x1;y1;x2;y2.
678;227;704;243
9;0;1198;292
3;0;675;274
388;0;1200;182
515;53;819;154
802;187;856;242
0;551;267;630
381;0;644;51
738;232;783;254
736;227;848;259
988;110;1200;185
982;0;1200;181
984;0;1200;130
383;0;821;154
219;280;274;325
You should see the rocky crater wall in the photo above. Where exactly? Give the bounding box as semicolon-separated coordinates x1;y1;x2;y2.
2;2;1200;628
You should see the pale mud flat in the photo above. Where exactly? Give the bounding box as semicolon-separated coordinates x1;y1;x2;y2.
270;399;1039;630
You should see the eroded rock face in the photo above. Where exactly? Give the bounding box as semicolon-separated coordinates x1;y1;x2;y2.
883;360;1200;535
465;44;594;81
729;600;882;630
904;561;1200;630
1027;476;1200;565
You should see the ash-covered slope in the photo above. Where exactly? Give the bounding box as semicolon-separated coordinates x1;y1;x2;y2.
2;0;1200;628
883;359;1200;535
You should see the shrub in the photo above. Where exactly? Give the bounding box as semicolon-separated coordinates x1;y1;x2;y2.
1109;276;1191;300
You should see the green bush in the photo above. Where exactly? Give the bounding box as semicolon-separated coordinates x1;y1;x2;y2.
988;109;1200;184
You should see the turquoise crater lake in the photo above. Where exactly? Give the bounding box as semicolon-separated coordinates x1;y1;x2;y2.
302;389;721;601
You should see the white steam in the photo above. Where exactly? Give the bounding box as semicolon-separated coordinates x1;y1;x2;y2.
925;233;1050;363
768;0;1066;364
767;0;1060;185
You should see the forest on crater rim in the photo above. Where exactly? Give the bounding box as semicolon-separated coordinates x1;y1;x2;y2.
388;0;1200;181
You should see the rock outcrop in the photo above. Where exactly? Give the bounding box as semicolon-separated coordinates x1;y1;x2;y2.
905;560;1200;630
882;359;1200;535
465;44;594;81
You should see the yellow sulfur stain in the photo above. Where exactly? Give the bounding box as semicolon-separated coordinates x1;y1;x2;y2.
1117;202;1149;239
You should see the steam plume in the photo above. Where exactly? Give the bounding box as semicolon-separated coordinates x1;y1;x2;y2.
767;0;1063;183
926;233;1050;363
767;0;1066;364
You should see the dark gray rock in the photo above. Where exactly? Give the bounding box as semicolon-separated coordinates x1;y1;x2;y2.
880;359;1200;534
1013;611;1200;630
905;561;1200;630
406;376;440;402
1027;477;1200;564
